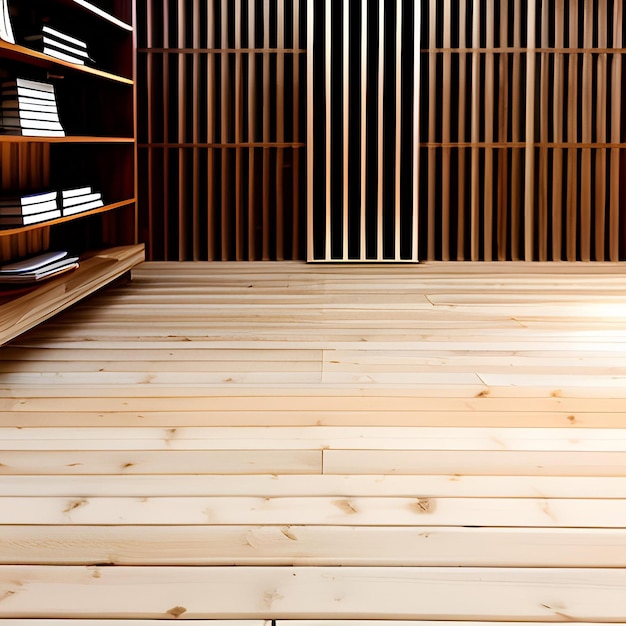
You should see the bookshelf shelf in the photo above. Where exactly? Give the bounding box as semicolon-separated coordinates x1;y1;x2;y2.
0;39;133;84
0;0;142;344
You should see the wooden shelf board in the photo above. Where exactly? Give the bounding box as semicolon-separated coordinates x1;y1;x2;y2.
0;135;134;144
0;199;137;238
0;243;144;346
0;40;133;84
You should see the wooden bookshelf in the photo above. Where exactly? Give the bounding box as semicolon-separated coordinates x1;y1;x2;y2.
0;0;143;343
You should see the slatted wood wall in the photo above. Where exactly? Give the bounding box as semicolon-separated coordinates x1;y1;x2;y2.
137;0;626;262
136;0;307;261
307;0;420;262
422;0;626;261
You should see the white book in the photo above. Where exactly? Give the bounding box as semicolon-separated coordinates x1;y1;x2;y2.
0;250;69;273
42;25;88;49
62;199;104;216
45;38;90;59
0;0;15;44
62;186;92;199
2;109;60;122
1;127;65;137
0;260;79;283
0;190;57;206
0;199;58;216
63;192;101;208
1;86;56;101
2;78;55;93
43;47;86;66
0;208;61;226
1;117;63;131
1;98;58;111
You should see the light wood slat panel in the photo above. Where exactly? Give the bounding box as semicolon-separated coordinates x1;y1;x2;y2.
496;3;508;260
0;450;321;475
537;0;549;262
207;1;217;260
292;0;301;260
483;0;494;262
470;2;479;261
394;0;402;259
4;426;626;452
3;526;626;567
376;0;385;260
580;0;593;262
524;0;536;262
359;0;368;259
552;3;565;261
161;0;170;261
1;566;626;620
411;0;420;261
510;1;522;261
595;0;608;261
306;0;315;260
456;2;467;260
235;0;244;261
221;0;230;260
610;0;623;261
3;496;626;527
276;0;286;261
323;449;626;476
4;474;626;498
342;0;350;260
440;0;451;261
566;2;579;261
177;0;187;261
427;0;436;260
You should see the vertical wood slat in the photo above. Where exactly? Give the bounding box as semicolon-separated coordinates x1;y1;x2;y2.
306;0;315;261
324;0;331;261
580;0;593;262
538;0;549;262
162;1;169;260
394;0;402;260
496;0;509;261
456;1;467;261
178;0;187;261
192;0;200;260
145;0;154;258
276;0;285;261
524;0;536;262
566;1;579;261
510;0;522;261
221;0;230;260
207;1;216;261
483;0;495;262
376;0;385;260
441;0;451;262
595;0;608;261
235;0;244;261
292;0;301;260
610;0;623;261
427;0;437;261
360;0;368;259
343;0;350;260
412;0;420;262
470;1;480;261
248;0;257;261
552;2;565;262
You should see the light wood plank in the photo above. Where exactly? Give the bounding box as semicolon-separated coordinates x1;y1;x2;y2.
323;449;626;476
2;526;626;567
2;496;626;527
1;566;626;619
0;450;321;475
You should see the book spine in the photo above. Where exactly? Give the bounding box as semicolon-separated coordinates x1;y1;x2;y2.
0;199;58;216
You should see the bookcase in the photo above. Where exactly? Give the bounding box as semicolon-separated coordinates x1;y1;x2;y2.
0;0;144;344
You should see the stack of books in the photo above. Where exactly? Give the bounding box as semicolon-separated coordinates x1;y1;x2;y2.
0;77;65;137
0;250;79;284
0;0;15;44
24;25;93;66
0;191;61;227
62;186;104;216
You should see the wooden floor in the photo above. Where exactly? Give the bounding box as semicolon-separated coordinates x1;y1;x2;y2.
2;261;626;623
